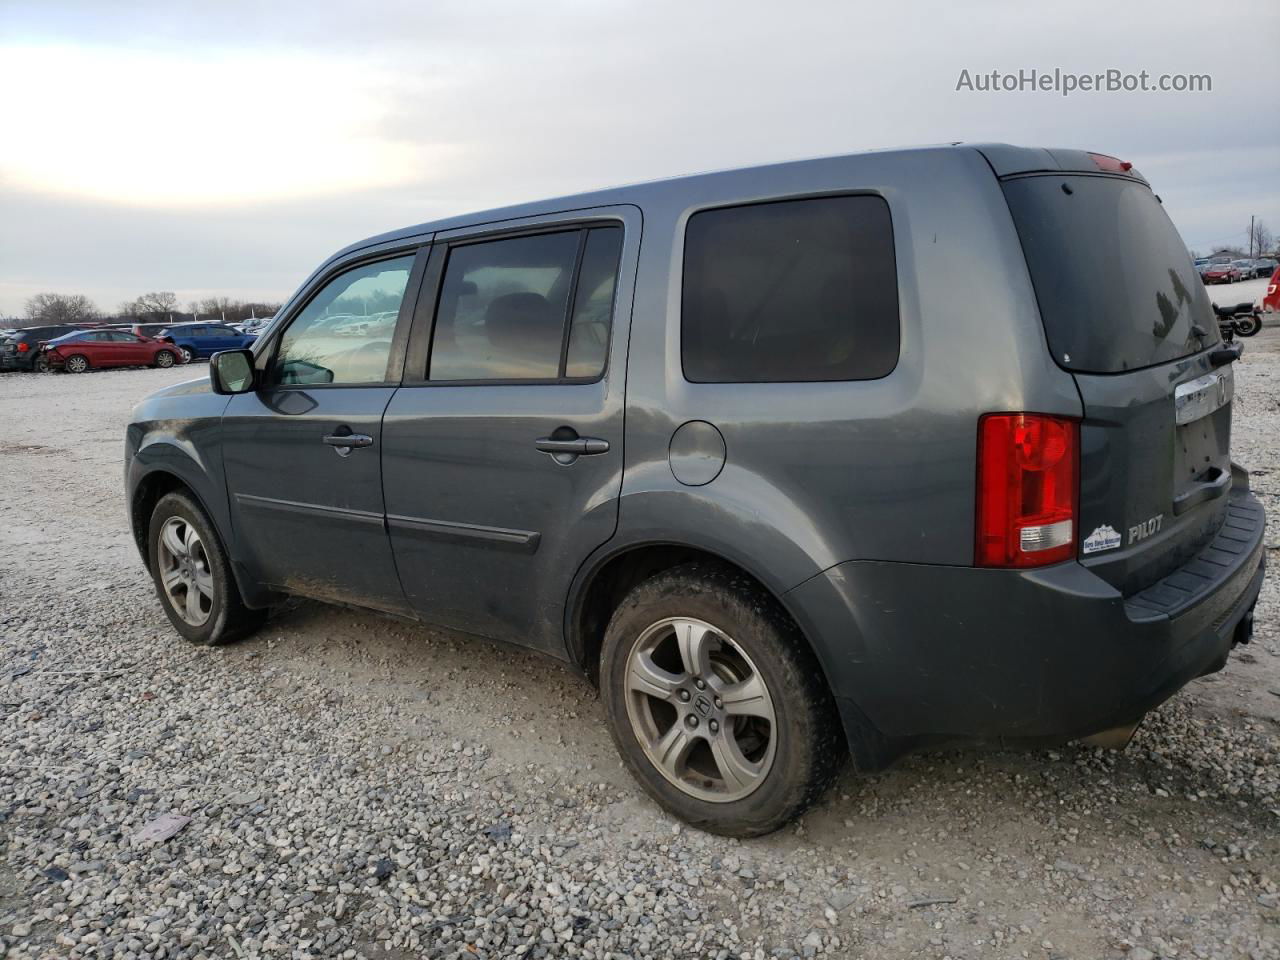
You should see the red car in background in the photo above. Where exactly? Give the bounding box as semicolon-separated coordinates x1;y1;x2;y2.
41;329;185;373
1264;267;1280;313
1202;262;1242;284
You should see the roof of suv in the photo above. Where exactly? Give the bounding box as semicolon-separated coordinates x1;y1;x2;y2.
323;142;1147;271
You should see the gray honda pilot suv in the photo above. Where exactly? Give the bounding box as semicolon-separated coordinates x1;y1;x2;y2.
125;144;1266;837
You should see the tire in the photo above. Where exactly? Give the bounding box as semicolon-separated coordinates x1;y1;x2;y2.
1235;315;1262;337
65;354;89;373
178;346;194;363
33;356;50;373
154;349;176;368
600;562;843;837
147;491;265;645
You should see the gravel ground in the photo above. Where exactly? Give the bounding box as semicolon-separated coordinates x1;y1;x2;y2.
1;322;1278;960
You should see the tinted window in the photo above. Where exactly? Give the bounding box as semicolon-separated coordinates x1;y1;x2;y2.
682;196;899;383
1002;175;1216;373
566;227;623;378
273;255;414;385
430;228;621;382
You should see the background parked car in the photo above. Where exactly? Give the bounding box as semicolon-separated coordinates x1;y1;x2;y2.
1230;259;1254;280
130;322;172;339
1202;262;1239;284
157;322;258;362
1263;267;1280;313
1250;258;1277;279
0;324;90;371
41;329;183;373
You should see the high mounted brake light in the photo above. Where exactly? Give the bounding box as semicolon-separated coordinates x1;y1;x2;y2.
1088;152;1133;173
975;414;1079;568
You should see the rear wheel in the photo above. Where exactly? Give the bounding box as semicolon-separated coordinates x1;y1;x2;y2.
33;356;50;373
601;563;843;837
148;491;265;645
1234;315;1262;337
65;354;89;373
154;349;176;368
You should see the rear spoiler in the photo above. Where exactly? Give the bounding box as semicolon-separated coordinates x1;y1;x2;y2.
974;144;1148;184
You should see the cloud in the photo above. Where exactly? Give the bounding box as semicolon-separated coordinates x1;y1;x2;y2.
0;0;1277;315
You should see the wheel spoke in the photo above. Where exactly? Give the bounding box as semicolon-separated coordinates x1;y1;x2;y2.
716;673;774;721
674;620;713;677
709;730;760;792
192;567;215;598
161;521;187;559
184;524;201;555
160;566;184;591
652;722;695;778
184;584;204;622
628;652;683;701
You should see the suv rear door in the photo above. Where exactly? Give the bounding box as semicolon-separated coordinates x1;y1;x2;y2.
381;207;639;654
1000;167;1241;595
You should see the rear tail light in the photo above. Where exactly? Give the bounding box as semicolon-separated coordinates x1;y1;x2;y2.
16;341;29;352
976;413;1079;568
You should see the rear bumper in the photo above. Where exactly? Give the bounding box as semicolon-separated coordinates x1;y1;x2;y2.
787;488;1265;768
0;353;35;371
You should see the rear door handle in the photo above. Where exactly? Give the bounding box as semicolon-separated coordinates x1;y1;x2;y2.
534;435;610;464
534;437;610;455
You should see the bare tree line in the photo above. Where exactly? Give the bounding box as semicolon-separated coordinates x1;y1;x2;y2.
16;291;282;326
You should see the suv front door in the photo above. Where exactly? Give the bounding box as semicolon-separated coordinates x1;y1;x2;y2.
381;208;638;654
221;248;427;613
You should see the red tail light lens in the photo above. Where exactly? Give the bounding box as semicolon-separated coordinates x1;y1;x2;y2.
976;414;1079;568
16;341;29;352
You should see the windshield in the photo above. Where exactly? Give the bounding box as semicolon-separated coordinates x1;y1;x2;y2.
1002;174;1217;374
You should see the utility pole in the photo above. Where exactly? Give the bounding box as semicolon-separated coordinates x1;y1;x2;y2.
1249;216;1255;257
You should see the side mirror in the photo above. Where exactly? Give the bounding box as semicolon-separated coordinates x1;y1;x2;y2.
210;349;256;395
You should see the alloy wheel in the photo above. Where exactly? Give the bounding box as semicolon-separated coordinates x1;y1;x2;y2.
156;350;174;368
156;516;214;626
624;617;777;802
66;355;88;373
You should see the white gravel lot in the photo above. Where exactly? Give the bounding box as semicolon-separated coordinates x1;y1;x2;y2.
1;321;1277;960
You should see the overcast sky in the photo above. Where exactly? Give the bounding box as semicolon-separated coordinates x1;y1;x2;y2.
1;0;1277;318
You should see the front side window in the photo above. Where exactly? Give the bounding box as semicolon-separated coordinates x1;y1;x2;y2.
681;195;900;383
272;255;415;385
428;225;623;382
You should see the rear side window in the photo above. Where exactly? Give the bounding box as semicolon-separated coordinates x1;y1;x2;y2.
681;195;899;383
1001;174;1216;373
429;225;623;382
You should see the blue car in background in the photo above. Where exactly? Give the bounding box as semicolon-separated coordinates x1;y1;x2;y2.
157;323;257;363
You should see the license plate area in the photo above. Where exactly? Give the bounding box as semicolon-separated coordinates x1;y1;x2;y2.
1174;371;1232;499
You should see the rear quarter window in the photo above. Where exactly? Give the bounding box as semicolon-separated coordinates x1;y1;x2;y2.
681;195;899;383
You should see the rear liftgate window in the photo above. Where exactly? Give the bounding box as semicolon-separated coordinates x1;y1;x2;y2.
681;195;900;383
1001;174;1218;374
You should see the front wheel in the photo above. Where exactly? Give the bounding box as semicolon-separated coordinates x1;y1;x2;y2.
153;349;176;368
178;346;194;363
601;563;843;837
65;354;89;373
148;491;265;645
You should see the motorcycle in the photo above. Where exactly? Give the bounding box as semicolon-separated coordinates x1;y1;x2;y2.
1213;301;1262;339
